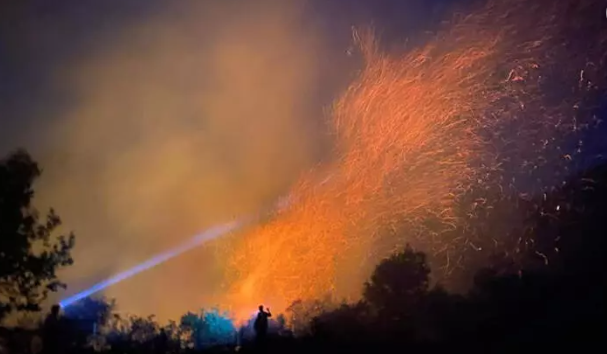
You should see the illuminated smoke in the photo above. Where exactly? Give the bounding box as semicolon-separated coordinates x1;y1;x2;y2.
33;0;328;319
60;220;244;308
222;0;607;317
30;0;605;321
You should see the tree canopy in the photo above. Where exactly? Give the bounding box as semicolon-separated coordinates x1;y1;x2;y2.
363;244;430;314
0;149;75;320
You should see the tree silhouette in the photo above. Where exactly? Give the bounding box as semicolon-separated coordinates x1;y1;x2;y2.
60;297;116;350
286;295;336;337
63;296;115;329
363;244;430;315
311;302;370;345
0;150;75;320
179;307;236;349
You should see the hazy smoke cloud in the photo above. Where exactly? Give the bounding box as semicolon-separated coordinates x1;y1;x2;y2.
31;1;331;320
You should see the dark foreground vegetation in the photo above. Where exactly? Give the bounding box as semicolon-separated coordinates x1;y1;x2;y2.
1;149;606;354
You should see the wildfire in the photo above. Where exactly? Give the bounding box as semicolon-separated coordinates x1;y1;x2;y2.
219;0;607;319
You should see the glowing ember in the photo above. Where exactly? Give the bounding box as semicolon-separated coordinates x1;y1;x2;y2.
217;0;607;320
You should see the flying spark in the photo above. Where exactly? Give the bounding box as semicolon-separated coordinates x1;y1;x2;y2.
220;0;607;318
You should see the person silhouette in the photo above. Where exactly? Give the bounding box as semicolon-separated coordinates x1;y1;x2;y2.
42;304;62;354
253;305;271;346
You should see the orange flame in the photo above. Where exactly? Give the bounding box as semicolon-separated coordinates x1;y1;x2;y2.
219;0;604;319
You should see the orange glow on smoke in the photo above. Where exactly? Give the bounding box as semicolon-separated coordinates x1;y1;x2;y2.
223;26;502;315
221;0;599;319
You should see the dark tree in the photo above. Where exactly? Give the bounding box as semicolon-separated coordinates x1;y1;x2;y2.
311;302;370;345
63;296;115;328
363;244;430;315
179;308;236;349
286;296;336;337
0;150;75;319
